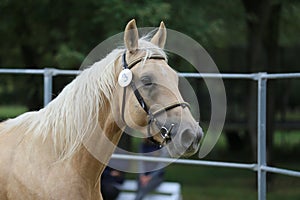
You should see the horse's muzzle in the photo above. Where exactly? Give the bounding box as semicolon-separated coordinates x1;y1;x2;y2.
180;126;203;154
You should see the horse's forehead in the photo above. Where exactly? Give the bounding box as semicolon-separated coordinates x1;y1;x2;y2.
139;60;176;78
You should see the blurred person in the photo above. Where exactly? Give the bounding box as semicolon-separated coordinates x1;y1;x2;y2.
101;133;130;200
134;139;168;200
101;166;125;200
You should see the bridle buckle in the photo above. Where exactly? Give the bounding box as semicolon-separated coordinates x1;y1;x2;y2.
159;123;174;147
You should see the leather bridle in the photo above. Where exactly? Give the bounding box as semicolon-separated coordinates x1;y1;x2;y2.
120;51;190;147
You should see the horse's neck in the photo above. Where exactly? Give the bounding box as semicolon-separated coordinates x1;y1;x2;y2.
71;99;123;184
71;146;105;185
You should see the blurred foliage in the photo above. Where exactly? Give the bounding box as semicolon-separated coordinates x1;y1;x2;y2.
165;0;246;48
0;0;299;69
0;0;172;69
0;0;300;113
280;0;300;46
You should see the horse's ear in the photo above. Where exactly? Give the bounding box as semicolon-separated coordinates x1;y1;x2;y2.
124;19;139;53
151;21;167;49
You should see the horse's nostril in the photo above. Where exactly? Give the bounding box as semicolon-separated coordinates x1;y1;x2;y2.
180;129;195;148
180;127;203;150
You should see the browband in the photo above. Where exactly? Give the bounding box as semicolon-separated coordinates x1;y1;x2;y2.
123;52;166;69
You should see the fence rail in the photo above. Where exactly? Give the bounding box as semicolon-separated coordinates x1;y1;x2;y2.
1;68;300;200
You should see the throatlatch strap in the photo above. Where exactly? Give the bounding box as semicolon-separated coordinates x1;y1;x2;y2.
121;50;190;147
130;81;149;114
122;51;151;115
121;51;150;123
121;86;127;123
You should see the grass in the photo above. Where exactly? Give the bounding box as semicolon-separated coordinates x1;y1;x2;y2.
0;105;28;120
274;130;300;148
166;164;255;200
164;163;300;200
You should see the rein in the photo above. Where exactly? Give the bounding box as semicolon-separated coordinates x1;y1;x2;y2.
121;51;190;147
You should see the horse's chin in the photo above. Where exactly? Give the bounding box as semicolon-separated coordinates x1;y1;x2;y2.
166;144;199;158
181;149;198;158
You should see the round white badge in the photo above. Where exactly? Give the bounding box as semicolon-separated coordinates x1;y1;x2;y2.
118;68;133;87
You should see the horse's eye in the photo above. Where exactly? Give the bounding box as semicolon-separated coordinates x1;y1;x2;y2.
141;76;152;87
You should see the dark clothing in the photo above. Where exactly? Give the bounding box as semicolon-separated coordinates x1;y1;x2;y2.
134;141;167;200
101;167;125;200
138;142;165;177
101;183;120;200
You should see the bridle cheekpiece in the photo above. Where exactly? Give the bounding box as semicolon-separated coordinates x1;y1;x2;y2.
120;51;190;147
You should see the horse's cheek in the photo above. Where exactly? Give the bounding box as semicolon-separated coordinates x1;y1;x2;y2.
132;105;147;126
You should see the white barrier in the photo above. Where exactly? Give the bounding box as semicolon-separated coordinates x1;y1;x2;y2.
1;68;300;200
116;180;182;200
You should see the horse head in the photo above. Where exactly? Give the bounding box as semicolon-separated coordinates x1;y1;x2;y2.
114;20;203;157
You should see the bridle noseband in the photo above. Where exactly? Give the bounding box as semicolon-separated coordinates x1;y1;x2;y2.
120;51;190;147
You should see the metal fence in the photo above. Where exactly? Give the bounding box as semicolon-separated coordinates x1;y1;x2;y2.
1;68;300;200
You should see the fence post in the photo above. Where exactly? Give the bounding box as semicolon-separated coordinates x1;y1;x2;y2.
43;68;53;107
257;72;267;200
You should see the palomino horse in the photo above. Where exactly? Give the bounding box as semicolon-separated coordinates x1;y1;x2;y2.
0;19;203;200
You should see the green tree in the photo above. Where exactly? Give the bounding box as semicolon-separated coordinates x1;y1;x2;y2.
0;0;171;109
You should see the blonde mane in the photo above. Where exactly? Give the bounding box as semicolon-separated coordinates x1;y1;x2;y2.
0;37;167;161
